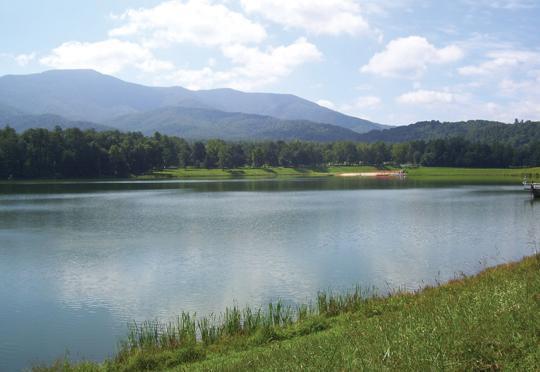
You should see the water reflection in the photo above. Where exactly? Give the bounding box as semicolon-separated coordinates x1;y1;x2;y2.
0;178;537;370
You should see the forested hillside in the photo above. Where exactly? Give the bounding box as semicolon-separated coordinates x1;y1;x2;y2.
1;126;539;179
0;103;110;132
107;106;366;141
358;120;540;145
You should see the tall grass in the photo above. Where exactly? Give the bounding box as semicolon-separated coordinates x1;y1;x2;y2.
118;288;370;356
34;254;540;371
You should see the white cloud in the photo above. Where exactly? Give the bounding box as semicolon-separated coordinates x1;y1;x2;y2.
161;67;230;90
110;0;266;48
40;39;174;74
397;90;464;105
458;50;540;76
221;37;322;83
462;0;538;9
475;99;540;122
15;53;36;66
39;0;321;91
240;0;369;36
326;95;382;119
499;78;534;95
352;95;381;109
160;38;322;90
512;100;540;119
316;99;336;110
361;36;464;78
449;47;540;121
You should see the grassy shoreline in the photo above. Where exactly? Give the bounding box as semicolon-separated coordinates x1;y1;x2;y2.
1;166;538;184
146;166;377;179
146;166;540;183
37;254;540;371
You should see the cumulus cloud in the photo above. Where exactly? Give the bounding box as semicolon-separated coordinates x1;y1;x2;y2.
316;99;336;110
361;36;464;78
0;52;37;67
462;0;538;9
157;67;229;90
240;0;369;36
353;95;382;109
450;47;540;121
458;50;540;76
110;0;267;48
499;78;535;95
397;90;464;105
160;38;322;90
221;38;322;81
475;99;540;122
40;39;174;74
15;53;36;66
39;0;322;90
321;95;382;119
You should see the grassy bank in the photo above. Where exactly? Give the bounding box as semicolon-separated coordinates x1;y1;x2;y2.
405;166;540;183
147;166;378;179
145;165;540;183
1;166;537;183
38;254;540;371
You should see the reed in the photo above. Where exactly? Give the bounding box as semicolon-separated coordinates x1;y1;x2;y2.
34;254;539;371
117;289;368;357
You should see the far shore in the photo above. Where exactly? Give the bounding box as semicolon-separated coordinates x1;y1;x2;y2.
146;166;540;183
1;166;539;183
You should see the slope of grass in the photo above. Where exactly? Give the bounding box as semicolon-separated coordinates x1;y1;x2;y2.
36;254;540;371
148;166;377;179
406;166;540;183
145;166;540;183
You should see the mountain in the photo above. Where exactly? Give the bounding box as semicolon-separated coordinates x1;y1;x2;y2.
0;69;386;133
357;120;540;146
187;89;385;133
108;106;365;141
0;70;191;122
0;103;110;132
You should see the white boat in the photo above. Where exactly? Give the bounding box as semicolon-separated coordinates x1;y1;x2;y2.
523;178;540;198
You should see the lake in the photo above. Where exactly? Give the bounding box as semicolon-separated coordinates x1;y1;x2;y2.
0;177;538;370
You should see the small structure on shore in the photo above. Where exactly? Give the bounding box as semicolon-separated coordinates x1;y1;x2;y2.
339;170;406;178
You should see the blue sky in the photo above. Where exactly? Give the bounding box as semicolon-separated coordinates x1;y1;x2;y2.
1;0;539;125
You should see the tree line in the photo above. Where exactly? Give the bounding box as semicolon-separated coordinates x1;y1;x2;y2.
356;120;540;145
1;126;539;178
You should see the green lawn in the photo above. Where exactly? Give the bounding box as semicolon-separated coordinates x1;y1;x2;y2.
143;165;540;184
406;166;540;183
37;254;540;371
147;166;378;179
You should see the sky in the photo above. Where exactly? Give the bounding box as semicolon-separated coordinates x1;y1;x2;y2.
1;0;539;125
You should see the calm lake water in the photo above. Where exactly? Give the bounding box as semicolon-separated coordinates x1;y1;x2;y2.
0;177;538;370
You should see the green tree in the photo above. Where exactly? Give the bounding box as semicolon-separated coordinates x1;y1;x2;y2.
192;142;206;167
250;146;265;167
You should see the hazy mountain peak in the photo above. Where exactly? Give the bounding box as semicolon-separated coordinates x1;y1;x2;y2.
0;69;387;139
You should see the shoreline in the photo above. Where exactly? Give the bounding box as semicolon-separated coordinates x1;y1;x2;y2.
36;253;540;371
147;166;540;182
1;166;539;183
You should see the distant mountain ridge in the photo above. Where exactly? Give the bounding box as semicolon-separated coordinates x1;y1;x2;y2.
108;106;367;141
0;103;110;132
0;70;191;122
357;120;540;146
9;70;536;145
0;69;387;139
186;88;385;133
